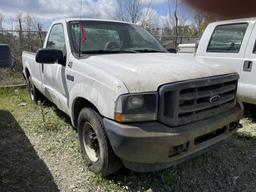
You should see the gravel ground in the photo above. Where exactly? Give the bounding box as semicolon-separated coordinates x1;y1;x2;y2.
0;88;256;192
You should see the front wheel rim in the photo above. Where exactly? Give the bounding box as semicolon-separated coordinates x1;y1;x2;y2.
82;122;100;162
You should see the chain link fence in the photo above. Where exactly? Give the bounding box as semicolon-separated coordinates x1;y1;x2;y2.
154;35;200;49
0;29;47;71
0;28;199;71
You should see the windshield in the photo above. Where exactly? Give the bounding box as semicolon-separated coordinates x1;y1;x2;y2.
69;20;167;55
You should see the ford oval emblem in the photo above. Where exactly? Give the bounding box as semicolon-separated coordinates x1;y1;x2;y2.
209;95;221;104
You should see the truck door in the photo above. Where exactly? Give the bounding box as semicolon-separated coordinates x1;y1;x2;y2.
196;22;251;74
239;23;256;104
42;23;68;112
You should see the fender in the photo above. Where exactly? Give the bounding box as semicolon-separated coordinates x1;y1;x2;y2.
69;81;127;126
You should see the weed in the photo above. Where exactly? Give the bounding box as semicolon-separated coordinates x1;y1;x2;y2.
1;89;256;192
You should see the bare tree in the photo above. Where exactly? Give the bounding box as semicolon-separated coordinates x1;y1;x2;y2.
0;13;44;71
193;13;218;36
165;0;190;47
166;0;182;48
141;7;156;30
115;0;152;24
23;14;38;31
193;13;205;36
173;0;178;48
3;16;15;30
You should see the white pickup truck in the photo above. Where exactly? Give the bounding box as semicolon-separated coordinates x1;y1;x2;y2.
179;18;256;105
22;18;243;176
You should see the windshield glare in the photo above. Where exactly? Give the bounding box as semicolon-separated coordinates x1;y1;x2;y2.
69;21;166;54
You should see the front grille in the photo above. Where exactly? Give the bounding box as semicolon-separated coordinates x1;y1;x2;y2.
159;74;238;127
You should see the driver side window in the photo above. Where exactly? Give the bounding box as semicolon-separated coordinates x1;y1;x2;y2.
47;24;66;53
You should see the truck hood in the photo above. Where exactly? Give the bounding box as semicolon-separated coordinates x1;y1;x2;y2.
82;53;235;93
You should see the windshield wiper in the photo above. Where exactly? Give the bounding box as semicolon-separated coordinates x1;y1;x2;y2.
81;50;137;54
129;49;165;53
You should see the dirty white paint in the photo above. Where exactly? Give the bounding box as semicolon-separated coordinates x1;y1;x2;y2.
192;17;256;105
22;19;236;126
85;53;235;93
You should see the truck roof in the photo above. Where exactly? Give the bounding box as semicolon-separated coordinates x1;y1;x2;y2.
53;18;134;25
210;17;256;25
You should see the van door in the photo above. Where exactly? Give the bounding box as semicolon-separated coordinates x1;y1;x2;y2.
239;23;256;104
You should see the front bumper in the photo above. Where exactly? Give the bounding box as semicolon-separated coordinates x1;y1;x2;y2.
103;102;243;172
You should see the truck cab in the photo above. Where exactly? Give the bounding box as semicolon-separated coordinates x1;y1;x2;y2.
196;18;256;105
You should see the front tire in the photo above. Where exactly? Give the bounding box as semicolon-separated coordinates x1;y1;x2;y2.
78;108;122;176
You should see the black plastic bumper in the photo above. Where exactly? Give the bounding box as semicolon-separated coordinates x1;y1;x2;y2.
103;103;243;172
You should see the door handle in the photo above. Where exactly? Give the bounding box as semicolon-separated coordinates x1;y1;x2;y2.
243;60;253;72
67;74;74;82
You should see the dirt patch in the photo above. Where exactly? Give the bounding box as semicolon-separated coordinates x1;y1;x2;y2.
0;89;256;192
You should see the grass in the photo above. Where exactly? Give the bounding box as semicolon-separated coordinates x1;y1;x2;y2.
0;69;25;86
0;88;256;191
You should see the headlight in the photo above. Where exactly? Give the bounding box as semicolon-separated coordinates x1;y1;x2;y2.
114;93;158;122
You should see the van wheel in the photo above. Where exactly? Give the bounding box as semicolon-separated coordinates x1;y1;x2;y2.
27;76;42;103
78;108;122;176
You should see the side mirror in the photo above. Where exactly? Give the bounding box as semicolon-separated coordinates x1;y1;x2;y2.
36;48;64;64
167;48;177;53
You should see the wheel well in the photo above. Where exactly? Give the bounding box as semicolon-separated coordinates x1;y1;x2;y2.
73;97;100;127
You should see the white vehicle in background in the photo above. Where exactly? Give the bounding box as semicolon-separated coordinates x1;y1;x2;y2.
177;43;197;54
179;18;256;105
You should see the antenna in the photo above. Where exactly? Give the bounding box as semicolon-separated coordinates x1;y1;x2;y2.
80;0;83;19
78;0;83;57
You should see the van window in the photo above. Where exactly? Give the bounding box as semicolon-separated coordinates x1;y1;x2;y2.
207;23;248;53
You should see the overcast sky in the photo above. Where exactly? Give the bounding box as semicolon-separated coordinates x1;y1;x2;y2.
0;0;194;30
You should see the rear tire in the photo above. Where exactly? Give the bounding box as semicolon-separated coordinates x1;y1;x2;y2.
27;76;43;103
78;108;122;176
